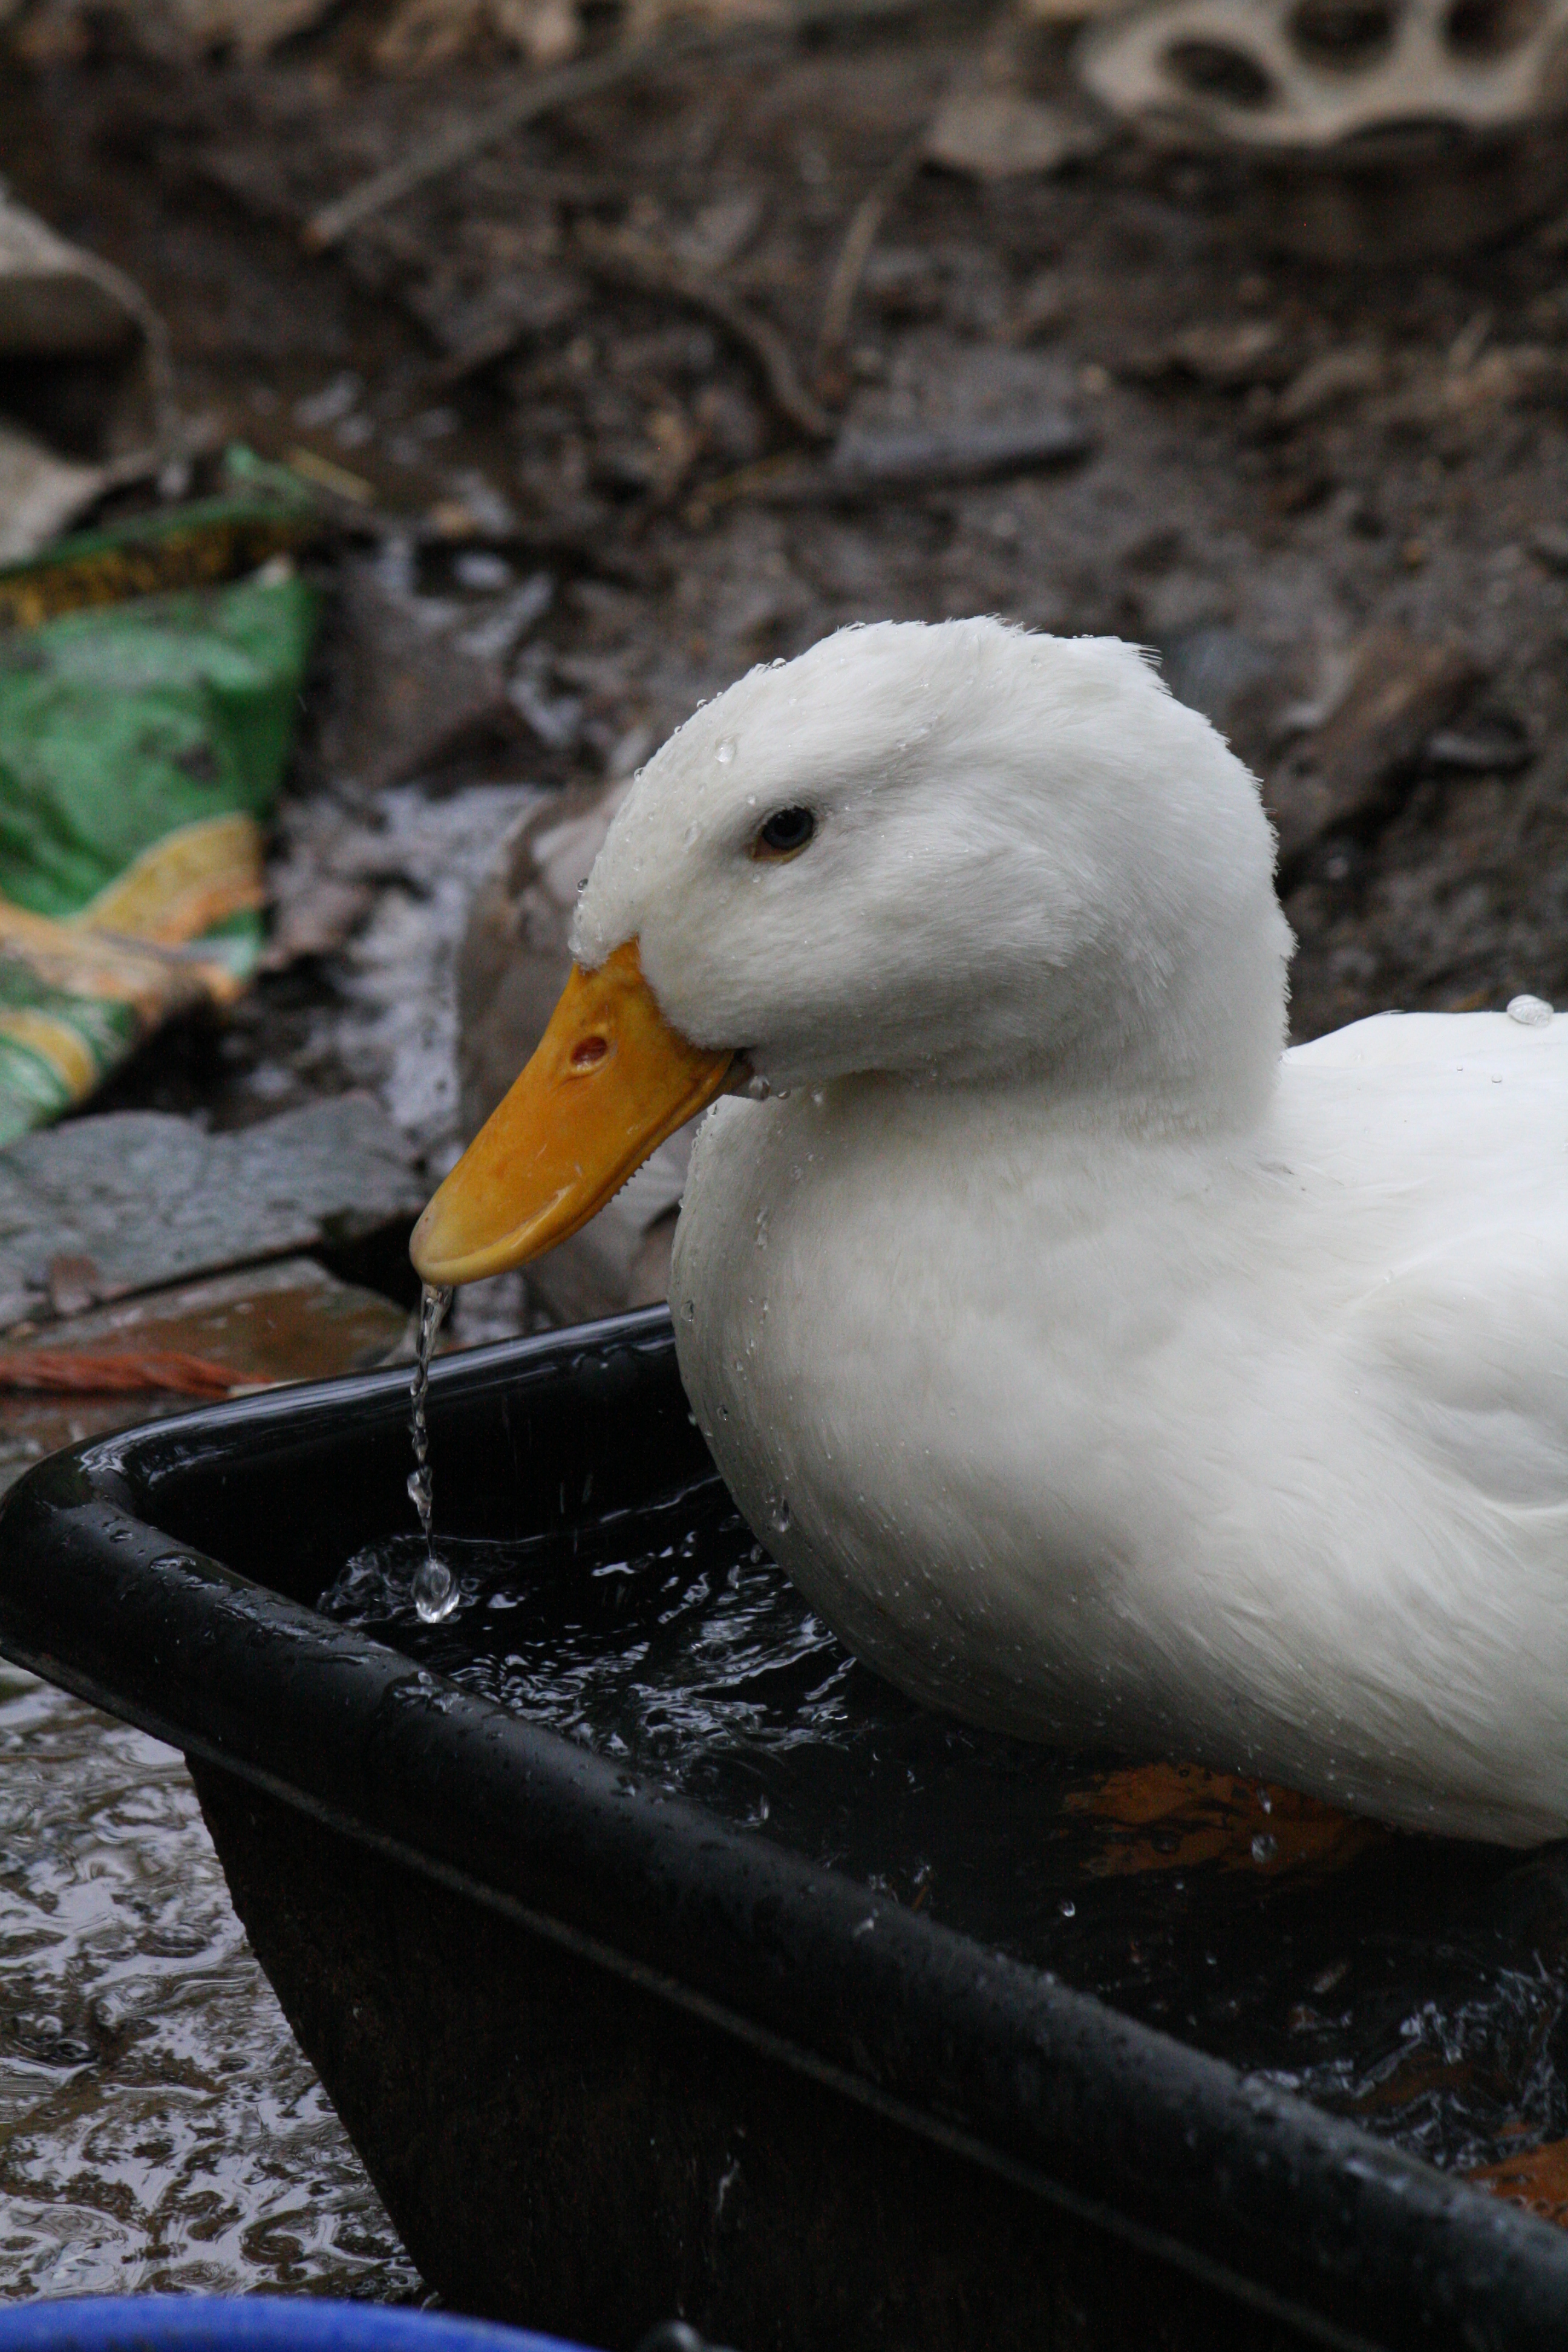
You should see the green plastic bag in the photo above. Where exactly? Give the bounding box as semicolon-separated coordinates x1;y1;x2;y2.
0;559;318;1143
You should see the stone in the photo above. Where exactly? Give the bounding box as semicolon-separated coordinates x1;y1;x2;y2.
323;558;552;792
0;1096;423;1330
924;88;1105;181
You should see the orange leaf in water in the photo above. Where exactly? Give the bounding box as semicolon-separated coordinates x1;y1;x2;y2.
1468;2138;1568;2230
1064;1760;1383;1878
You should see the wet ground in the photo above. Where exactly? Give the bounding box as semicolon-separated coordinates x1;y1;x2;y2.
0;1669;417;2299
9;0;1568;2301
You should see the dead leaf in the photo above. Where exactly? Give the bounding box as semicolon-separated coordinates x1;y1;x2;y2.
374;0;581;72
1065;1760;1382;1878
1468;2138;1568;2229
0;1347;244;1396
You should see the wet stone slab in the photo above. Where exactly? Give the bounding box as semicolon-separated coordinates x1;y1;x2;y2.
0;1097;423;1330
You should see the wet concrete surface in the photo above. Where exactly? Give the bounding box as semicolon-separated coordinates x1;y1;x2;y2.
0;1666;422;2299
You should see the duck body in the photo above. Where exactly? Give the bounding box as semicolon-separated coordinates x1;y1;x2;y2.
674;1013;1568;1845
414;615;1568;1847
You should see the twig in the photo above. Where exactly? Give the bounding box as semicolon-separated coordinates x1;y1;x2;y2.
815;137;922;396
573;220;834;442
304;37;670;252
301;0;924;255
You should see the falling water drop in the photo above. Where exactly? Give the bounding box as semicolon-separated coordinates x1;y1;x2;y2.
1250;1831;1278;1866
1057;1897;1076;1919
716;737;737;765
770;1495;792;1535
409;1282;459;1624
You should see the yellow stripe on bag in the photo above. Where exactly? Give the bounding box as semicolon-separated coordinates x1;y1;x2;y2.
0;899;209;1016
75;812;266;946
0;1008;100;1100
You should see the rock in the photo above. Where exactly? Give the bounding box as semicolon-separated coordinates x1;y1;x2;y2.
924;88;1105;181
328;782;542;1155
457;779;693;1322
1423;709;1532;775
0;1096;423;1330
457;779;619;1143
1161;626;1275;742
1530;521;1568;573
262;799;379;970
812;333;1090;497
826;412;1090;493
1264;629;1482;880
1004;270;1067;344
413;270;588;377
324;556;554;792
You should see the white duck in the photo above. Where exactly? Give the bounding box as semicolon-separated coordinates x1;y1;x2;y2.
413;618;1568;1847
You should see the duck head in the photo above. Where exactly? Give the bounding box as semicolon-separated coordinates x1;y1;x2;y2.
410;617;1290;1285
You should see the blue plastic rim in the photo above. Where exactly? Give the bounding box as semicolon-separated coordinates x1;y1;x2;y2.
0;2306;595;2352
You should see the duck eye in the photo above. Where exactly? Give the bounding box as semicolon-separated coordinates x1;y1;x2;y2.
754;806;816;860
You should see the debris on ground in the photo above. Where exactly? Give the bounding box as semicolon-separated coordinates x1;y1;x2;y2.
1267;628;1485;880
923;8;1106;183
322;547;552;791
298;781;544;1158
0;193;152;374
0;1255;408;1495
923;84;1104;181
371;0;582;74
0;422;105;566
1079;0;1568;154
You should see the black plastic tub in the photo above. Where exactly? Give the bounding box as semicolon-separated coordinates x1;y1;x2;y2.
2;1305;1568;2352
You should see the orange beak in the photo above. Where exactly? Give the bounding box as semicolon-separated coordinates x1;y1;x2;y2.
410;939;735;1286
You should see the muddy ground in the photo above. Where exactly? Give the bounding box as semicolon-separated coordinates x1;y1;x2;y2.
6;1;1568;1122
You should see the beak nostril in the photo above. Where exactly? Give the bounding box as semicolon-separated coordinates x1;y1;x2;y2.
571;1035;610;1069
